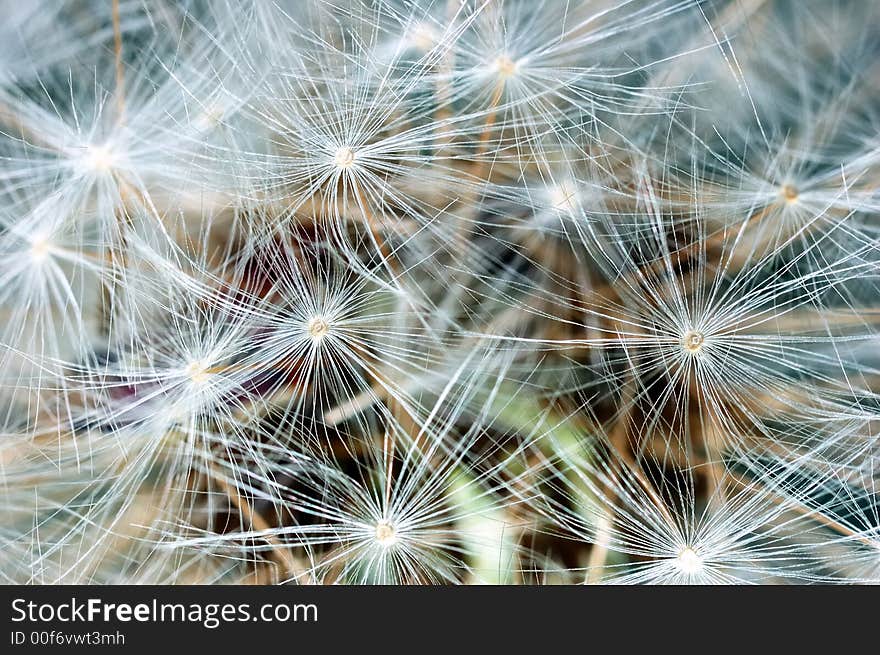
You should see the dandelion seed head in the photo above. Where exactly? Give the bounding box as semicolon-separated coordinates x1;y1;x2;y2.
682;330;705;354
8;0;877;588
193;102;225;131
28;235;53;264
306;315;331;342
780;184;799;204
333;146;357;170
184;359;212;385
493;54;520;78
407;22;438;52
674;546;704;575
81;143;117;173
374;521;397;547
547;181;578;213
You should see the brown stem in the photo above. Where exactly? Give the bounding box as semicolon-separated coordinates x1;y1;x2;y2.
112;0;126;124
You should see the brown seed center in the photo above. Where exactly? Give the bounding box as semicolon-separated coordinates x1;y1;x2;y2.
495;55;519;78
682;330;704;353
334;146;356;169
375;521;396;546
307;316;330;341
